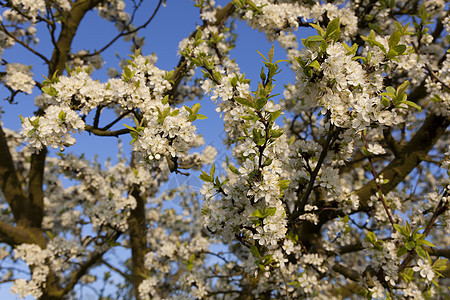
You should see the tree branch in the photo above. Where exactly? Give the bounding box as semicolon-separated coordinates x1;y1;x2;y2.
85;125;130;137
291;126;336;220
167;2;235;101
0;220;32;246
0;123;28;223
0;22;50;64
356;113;449;211
332;263;362;282
76;0;164;59
62;232;122;296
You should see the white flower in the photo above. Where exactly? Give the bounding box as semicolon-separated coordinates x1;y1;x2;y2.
369;280;385;299
4;63;35;93
367;143;386;155
413;259;434;282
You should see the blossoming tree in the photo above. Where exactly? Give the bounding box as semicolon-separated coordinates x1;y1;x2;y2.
0;0;449;299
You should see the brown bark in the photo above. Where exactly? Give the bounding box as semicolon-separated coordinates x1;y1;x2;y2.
0;124;28;224
128;187;149;300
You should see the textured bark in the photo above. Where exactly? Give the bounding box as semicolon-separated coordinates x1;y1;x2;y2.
356;113;450;210
49;0;104;75
128;187;149;300
0;124;28;224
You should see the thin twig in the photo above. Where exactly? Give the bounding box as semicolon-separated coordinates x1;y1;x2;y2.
398;197;448;273
361;131;397;230
291;126;335;220
76;0;163;58
0;22;50;64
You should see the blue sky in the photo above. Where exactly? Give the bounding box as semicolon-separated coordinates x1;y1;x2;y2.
0;1;314;298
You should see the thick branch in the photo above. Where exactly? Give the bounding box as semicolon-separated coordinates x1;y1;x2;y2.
426;247;450;259
356;113;449;210
127;183;149;300
0;124;28;223
26;148;47;228
332;263;362;282
0;220;32;246
49;0;104;75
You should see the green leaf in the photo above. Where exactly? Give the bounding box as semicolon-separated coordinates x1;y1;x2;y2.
393;224;408;237
270;129;284;139
397;246;408;257
405;241;415;250
397;80;410;95
267;207;276;216
46;230;55;239
381;96;390;107
256;138;266;146
386;86;396;94
398;100;421;112
379;92;396;98
192;103;202;114
229;164;239;175
250;245;261;259
269;110;282;123
42;86;58;97
389;30;402;48
432;258;448;271
366;231;377;244
162;95;170;105
184;105;193;114
307;60;320;70
196;114;208;120
309;23;325;36
256;49;268;62
58;110;66;122
235;97;255;108
195;29;202;41
278;179;290;190
199;171;213;182
251;209;264;218
306;35;325;42
26;128;35;136
255;97;267;110
123;66;134;80
415;245;428;260
418;239;436;248
394;44;406;55
401;268;414;282
268;45;274;62
123;124;137;132
210;164;216;178
325;18;340;41
259;66;266;82
386;48;399;59
262;158;272;167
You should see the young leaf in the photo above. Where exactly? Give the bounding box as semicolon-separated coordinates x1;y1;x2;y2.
268;45;274;63
250;245;261;259
229;164;239;175
415;245;428;260
235;97;255;108
251;209;264;218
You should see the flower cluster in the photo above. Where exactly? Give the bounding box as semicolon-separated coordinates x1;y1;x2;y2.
10;244;50;298
20;105;84;152
11;0;45;19
4;63;35;94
